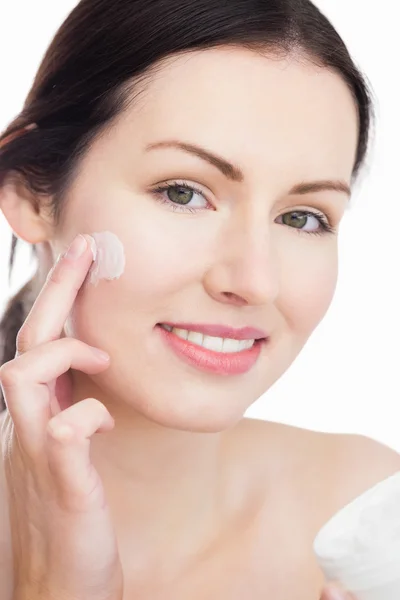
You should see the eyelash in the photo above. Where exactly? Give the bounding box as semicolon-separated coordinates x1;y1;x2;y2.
152;181;210;214
151;180;336;236
280;210;336;237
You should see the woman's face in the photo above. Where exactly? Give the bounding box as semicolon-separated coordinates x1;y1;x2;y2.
55;48;358;431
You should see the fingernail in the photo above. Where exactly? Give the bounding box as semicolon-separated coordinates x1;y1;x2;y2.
91;347;110;362
65;235;88;260
88;235;97;261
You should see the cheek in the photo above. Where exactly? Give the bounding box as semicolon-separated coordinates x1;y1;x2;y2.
65;205;219;340
278;244;338;336
117;211;218;301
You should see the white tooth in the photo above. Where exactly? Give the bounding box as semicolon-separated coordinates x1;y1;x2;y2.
187;331;204;345
238;339;255;351
202;335;224;352
168;327;255;353
172;327;189;340
222;338;241;353
161;324;173;332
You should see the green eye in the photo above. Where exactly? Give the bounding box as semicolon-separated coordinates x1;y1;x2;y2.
153;181;210;211
278;210;333;235
166;185;194;205
281;211;309;229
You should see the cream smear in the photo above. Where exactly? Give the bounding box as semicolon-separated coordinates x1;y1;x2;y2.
87;231;126;286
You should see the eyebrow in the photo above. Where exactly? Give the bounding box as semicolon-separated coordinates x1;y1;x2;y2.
145;139;352;198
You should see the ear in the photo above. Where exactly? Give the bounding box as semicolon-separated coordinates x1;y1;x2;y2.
0;174;54;244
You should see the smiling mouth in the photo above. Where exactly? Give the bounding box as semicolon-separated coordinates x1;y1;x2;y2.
158;323;266;354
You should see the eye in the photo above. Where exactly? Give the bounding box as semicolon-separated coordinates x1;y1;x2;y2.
277;210;335;235
152;180;212;212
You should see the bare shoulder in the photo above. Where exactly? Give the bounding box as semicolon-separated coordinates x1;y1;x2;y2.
319;429;400;511
0;410;13;600
236;418;400;532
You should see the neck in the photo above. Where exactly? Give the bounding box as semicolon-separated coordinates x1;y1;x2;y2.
69;370;228;570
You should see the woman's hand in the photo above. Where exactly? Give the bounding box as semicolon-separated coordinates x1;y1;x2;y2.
321;582;357;599
0;234;123;600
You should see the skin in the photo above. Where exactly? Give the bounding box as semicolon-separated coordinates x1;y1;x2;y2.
1;47;400;599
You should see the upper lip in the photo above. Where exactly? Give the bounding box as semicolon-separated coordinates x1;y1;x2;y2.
159;322;268;340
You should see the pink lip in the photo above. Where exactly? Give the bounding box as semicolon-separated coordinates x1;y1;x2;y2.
159;322;268;340
157;324;267;376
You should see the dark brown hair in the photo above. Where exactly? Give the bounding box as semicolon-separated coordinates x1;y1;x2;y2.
0;0;374;410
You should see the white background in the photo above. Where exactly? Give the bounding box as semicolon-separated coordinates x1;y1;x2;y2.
1;1;398;450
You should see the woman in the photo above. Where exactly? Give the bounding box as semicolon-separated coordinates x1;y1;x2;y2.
0;1;398;599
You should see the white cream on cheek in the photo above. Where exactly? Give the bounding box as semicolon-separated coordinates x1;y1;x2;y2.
87;231;126;286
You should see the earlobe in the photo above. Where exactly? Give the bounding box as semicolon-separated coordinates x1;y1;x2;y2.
0;175;54;244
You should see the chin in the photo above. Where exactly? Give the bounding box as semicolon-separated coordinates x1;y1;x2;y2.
95;373;247;433
146;412;244;434
138;392;247;433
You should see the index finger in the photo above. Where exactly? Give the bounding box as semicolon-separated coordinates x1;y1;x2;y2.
16;234;96;354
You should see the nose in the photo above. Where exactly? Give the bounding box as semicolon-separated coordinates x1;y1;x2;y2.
203;219;279;308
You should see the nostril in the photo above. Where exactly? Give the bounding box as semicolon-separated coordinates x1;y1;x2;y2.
221;291;247;306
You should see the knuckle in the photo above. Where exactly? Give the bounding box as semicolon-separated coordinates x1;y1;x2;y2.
62;337;85;353
63;338;100;359
0;361;23;388
84;396;99;409
86;397;108;417
47;417;75;442
92;398;107;413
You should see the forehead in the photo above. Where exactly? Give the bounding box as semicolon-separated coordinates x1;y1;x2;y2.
115;47;359;182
